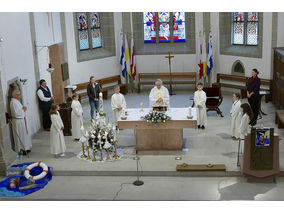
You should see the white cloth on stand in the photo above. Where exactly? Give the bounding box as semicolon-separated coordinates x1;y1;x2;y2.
10;98;32;152
230;100;242;138
50;112;66;155
71;100;83;139
111;93;126;125
194;90;207;126
149;86;170;107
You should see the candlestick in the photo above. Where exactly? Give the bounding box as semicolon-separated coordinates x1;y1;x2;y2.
113;140;119;159
107;149;110;160
87;146;91;160
100;148;103;161
80;143;87;158
140;102;144;112
92;148;96;162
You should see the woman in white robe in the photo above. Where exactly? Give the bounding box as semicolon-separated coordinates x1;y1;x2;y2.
194;83;207;129
50;104;66;157
149;79;170;107
71;94;83;140
111;86;126;125
10;91;32;153
230;93;242;139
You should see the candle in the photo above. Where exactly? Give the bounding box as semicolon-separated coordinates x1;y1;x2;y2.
188;107;192;117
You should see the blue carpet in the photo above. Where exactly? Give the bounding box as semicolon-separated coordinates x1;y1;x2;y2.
0;162;52;197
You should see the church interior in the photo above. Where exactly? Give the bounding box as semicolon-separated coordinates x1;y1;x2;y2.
1;9;284;204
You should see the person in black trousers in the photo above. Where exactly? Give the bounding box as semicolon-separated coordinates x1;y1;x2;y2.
87;76;101;119
247;68;261;126
37;79;54;131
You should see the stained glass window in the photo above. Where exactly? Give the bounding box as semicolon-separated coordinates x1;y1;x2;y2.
90;12;102;48
158;12;170;43
173;12;186;42
246;12;258;45
143;12;156;43
232;12;258;46
77;13;89;50
232;12;244;45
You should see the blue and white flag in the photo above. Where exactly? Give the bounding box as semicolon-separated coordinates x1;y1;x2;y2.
120;33;126;78
206;31;214;77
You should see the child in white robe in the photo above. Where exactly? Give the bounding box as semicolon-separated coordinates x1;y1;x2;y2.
111;85;126;126
230;93;242;139
71;93;83;140
194;82;207;129
239;103;253;153
50;104;66;157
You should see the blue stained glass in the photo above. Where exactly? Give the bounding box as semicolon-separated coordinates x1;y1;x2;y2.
158;12;170;42
143;12;156;43
91;12;100;28
173;12;186;42
79;30;89;50
248;12;258;21
92;28;102;48
233;12;244;22
77;13;88;30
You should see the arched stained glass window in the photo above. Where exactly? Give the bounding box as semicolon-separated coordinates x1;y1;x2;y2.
232;12;258;46
77;12;103;51
143;12;186;43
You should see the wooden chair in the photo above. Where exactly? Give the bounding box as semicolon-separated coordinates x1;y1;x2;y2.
203;86;224;117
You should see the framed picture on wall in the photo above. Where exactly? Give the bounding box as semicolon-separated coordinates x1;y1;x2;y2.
61;63;69;81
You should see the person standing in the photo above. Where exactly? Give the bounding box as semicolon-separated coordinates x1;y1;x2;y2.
230;93;242;140
247;69;261;126
37;79;54;131
111;85;126;126
10;90;32;155
149;79;170;107
87;76;101;119
50;104;66;157
194;82;207;129
71;93;83;140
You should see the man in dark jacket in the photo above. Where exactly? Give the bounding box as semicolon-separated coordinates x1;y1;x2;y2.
37;79;54;131
87;76;101;119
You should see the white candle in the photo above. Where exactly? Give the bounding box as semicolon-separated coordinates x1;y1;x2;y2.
188;107;192;117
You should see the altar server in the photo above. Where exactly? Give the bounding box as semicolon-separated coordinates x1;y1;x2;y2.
10;90;32;154
50;104;66;157
239;103;253;140
230;93;242;139
71;93;83;140
111;85;126;125
149;79;170;107
194;82;207;129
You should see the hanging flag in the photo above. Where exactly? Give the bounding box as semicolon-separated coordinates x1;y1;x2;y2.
202;31;207;79
131;36;137;80
124;36;131;77
196;31;203;80
206;31;214;77
120;33;126;78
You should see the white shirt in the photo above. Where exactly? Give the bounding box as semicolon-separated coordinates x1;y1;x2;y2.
149;86;170;107
111;93;126;111
37;86;53;102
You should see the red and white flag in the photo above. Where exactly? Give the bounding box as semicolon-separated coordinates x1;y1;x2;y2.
196;30;204;80
131;37;137;80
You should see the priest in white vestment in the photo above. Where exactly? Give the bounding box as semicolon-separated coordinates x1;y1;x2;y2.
149;79;170;107
111;85;126;125
71;94;83;140
10;90;32;154
194;83;207;129
50;104;66;157
230;93;242;139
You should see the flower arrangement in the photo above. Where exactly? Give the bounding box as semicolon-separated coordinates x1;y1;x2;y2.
141;111;171;124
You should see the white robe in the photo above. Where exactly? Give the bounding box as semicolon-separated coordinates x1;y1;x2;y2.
71;100;83;139
10;98;32;152
50;112;66;155
149;86;170;107
111;93;126;125
230;100;242;138
239;113;251;140
194;90;207;126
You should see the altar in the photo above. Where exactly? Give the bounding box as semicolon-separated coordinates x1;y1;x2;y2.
117;108;197;150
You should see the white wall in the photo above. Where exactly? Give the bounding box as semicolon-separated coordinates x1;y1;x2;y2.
64;12;122;85
0;12;41;136
277;12;284;47
212;12;274;80
34;12;62;89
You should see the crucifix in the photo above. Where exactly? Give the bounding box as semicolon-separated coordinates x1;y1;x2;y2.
165;51;175;95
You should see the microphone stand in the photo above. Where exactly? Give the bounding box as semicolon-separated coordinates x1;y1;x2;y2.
133;124;144;186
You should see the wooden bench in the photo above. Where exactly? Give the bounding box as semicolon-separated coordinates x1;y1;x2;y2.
213;73;272;102
74;75;127;100
275;110;284;129
138;72;196;93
